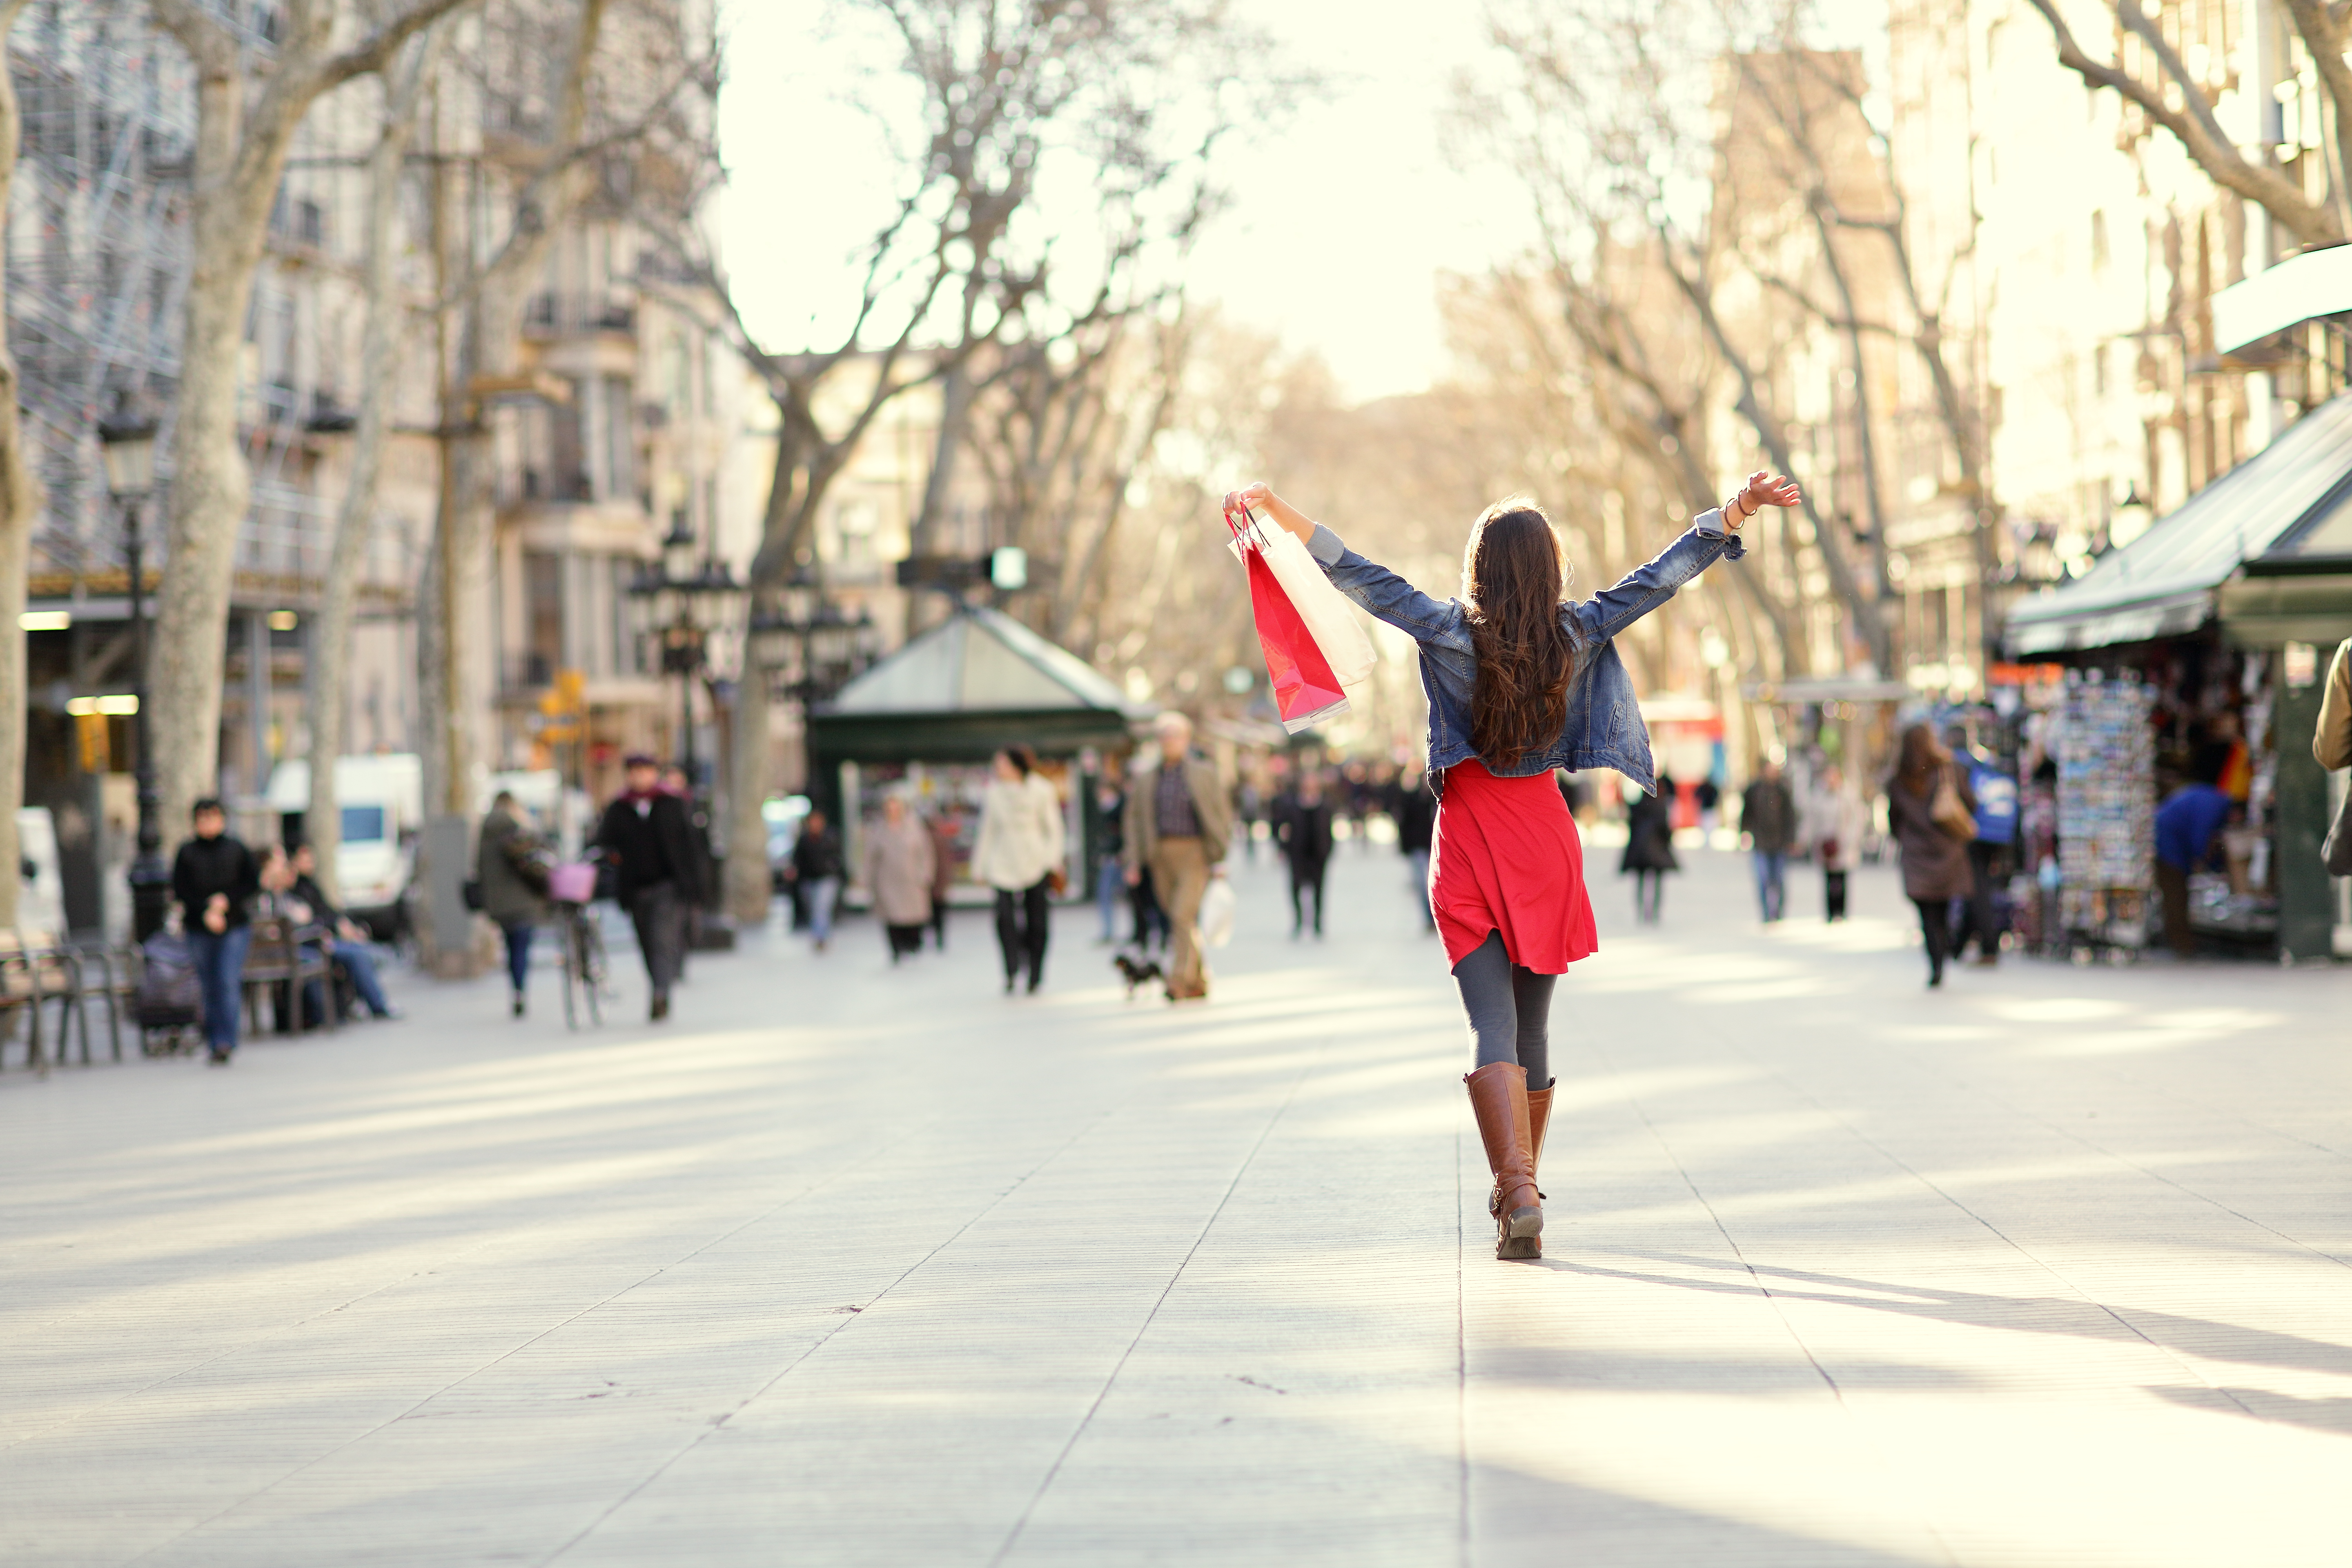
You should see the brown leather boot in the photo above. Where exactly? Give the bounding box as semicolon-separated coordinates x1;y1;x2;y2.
1466;1062;1542;1258
1489;1077;1555;1217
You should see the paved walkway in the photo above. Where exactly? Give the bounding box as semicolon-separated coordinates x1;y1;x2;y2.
4;840;2348;1566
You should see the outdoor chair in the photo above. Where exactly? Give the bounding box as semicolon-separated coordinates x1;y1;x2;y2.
240;918;338;1038
0;931;94;1071
64;939;138;1064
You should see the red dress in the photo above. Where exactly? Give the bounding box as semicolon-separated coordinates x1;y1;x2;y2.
1429;759;1597;973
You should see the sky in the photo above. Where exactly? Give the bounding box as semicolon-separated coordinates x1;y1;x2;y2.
713;1;1543;404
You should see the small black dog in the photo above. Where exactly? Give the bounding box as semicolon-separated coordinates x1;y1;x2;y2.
1111;952;1164;1000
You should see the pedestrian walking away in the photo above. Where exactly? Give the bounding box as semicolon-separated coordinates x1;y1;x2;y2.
971;746;1065;994
1741;758;1797;922
1394;764;1438;932
788;810;846;954
1806;763;1866;922
2314;638;2352;875
1273;769;1336;937
1092;777;1128;943
170;797;259;1065
926;805;960;949
593;754;703;1020
1224;468;1791;1261
479;789;551;1017
1123;713;1232;1000
1885;724;1978;987
1619;775;1677;924
866;794;938;962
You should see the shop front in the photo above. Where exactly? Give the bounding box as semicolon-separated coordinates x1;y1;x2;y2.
2003;390;2352;961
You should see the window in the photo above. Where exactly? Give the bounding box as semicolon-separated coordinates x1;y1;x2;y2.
341;804;387;844
604;375;635;500
525;551;564;686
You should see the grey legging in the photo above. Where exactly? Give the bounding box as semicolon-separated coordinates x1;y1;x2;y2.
1451;929;1554;1087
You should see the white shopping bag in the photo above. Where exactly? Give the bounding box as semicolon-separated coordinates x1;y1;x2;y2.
1197;876;1237;949
1229;507;1377;698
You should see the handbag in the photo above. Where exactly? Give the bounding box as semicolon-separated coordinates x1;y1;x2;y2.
1197;875;1236;948
461;878;484;912
2324;783;2352;878
1929;767;1978;842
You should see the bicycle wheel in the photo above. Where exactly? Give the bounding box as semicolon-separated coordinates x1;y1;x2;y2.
560;906;584;1030
580;916;607;1027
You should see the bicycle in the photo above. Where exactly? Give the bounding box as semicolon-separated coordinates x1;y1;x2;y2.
559;899;607;1029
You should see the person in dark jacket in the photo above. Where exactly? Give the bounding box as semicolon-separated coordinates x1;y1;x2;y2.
288;841;399;1020
1741;760;1797;922
1273;770;1336;937
478;791;550;1016
1394;766;1437;931
593;754;702;1019
1619;775;1678;923
171;797;260;1064
786;809;846;952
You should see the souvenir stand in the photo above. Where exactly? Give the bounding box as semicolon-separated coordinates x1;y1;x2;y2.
804;605;1149;902
2005;389;2352;960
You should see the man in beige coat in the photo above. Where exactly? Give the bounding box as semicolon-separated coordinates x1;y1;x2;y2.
2316;638;2352;771
1124;712;1232;1000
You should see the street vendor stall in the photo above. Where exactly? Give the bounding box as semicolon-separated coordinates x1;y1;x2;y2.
2003;389;2352;960
805;605;1149;893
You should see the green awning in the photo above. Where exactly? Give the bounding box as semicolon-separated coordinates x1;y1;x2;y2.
2005;390;2352;654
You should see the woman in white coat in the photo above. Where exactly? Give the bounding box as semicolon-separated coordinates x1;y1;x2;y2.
969;746;1066;993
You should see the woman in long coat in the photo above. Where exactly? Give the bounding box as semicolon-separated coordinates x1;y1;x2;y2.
864;795;938;961
969;746;1065;993
1884;724;1978;987
1618;773;1678;924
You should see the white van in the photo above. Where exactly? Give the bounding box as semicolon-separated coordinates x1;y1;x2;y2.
266;754;424;939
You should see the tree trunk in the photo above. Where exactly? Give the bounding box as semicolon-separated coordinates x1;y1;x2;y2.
308;38;439;901
725;682;773;924
0;0;40;929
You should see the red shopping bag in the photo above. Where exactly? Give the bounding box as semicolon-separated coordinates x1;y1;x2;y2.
1230;511;1349;733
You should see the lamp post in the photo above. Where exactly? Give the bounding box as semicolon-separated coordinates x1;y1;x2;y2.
98;399;165;942
626;519;745;789
748;583;880;708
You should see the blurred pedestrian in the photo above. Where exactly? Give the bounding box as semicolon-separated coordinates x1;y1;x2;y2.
927;804;959;950
1947;727;2017;964
1124;711;1231;1001
866;794;938;962
2317;638;2352;770
1741;758;1797;922
1885;724;1977;988
253;844;326;1032
478;788;549;1017
172;797;259;1065
971;746;1064;994
1619;776;1677;923
1807;764;1865;922
1274;768;1335;937
1129;862;1170;951
1695;776;1721;835
290;840;399;1020
1395;764;1437;931
1235;775;1263;864
593;753;701;1020
788;809;845;954
1223;467;1793;1261
2154;744;2234;960
1093;777;1127;943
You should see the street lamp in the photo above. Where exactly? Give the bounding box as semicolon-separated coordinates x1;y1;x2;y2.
748;584;880;707
626;519;744;791
98;395;166;942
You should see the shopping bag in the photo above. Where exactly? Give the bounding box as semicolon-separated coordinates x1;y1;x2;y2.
1240;511;1376;695
1227;505;1376;734
1197;875;1236;948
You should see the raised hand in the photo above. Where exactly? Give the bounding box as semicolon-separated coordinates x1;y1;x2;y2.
1728;471;1802;527
1221;482;1316;545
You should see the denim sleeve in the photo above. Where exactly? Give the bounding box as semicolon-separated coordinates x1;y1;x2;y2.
1305;524;1461;643
1570;511;1746;643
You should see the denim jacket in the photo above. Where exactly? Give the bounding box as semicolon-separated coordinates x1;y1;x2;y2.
1305;512;1746;790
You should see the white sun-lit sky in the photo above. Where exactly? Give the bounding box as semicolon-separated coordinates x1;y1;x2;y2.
713;0;1546;403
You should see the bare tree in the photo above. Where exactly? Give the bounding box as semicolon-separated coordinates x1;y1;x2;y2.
0;0;44;927
2028;0;2347;249
303;28;443;903
143;0;479;848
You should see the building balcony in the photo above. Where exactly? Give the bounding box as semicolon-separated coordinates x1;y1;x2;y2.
522;292;638;340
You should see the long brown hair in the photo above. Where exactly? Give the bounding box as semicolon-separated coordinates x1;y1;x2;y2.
1891;723;1948;797
1463;498;1578;770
